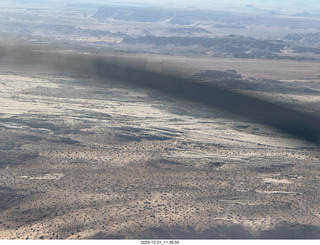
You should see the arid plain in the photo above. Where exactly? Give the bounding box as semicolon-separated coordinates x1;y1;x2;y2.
1;0;320;240
1;53;320;239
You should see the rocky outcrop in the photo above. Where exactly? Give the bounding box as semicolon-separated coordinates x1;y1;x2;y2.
122;35;286;58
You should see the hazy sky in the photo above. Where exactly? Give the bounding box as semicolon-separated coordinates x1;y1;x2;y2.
2;0;320;14
65;0;320;10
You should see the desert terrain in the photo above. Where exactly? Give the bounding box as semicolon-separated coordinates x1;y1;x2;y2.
1;0;320;240
1;50;320;239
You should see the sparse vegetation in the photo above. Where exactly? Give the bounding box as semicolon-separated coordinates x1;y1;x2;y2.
0;0;320;240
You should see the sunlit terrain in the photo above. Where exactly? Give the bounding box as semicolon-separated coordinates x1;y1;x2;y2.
1;0;320;239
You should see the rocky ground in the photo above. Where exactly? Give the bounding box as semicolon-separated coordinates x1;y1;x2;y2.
0;56;320;239
1;0;320;240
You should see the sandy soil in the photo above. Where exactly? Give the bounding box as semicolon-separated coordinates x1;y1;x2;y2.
0;58;320;239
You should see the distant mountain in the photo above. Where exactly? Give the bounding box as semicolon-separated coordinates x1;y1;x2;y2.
284;32;320;43
93;6;172;22
122;35;286;58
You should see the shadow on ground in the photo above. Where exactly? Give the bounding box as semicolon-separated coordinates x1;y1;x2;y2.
90;224;320;239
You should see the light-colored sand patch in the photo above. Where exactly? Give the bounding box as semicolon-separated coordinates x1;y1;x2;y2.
20;173;64;180
256;190;295;194
263;178;292;184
